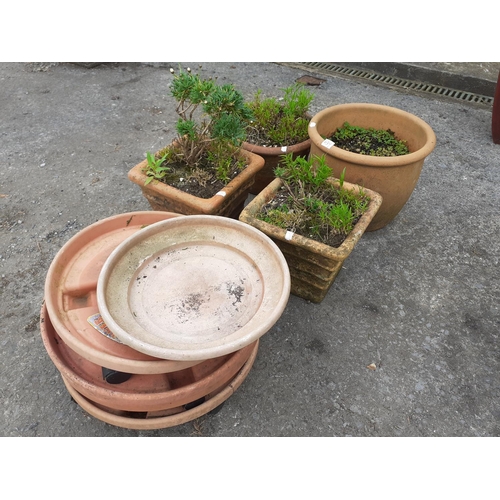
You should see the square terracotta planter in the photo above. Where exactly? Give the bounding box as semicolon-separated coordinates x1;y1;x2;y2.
239;177;382;303
128;148;265;218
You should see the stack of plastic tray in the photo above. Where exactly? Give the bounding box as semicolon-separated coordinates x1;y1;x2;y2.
41;212;259;430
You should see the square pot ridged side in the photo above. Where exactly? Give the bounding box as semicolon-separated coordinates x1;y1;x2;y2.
239;177;382;303
128;148;265;218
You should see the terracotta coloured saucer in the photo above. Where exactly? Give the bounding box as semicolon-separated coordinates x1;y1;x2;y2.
40;303;256;412
44;211;203;374
61;342;258;430
98;215;290;361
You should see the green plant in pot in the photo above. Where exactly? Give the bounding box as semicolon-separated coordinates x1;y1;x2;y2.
128;66;265;217
242;82;314;194
308;103;436;231
329;122;410;157
239;153;382;303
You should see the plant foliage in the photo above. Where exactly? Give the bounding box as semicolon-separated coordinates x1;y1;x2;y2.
246;83;314;145
329;122;410;156
144;66;253;185
258;154;370;245
144;151;170;185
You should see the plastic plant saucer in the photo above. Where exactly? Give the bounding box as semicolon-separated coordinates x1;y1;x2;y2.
40;303;256;412
43;211;204;374
61;340;258;430
97;215;290;361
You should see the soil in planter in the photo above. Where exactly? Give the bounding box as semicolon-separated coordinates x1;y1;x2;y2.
257;185;368;248
148;152;246;199
328;122;410;156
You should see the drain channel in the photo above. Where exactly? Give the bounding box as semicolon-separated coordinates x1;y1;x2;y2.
280;62;494;106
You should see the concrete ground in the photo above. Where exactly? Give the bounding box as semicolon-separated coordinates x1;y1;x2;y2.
1;61;499;438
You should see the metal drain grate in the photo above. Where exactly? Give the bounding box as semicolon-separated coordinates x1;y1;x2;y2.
281;62;494;106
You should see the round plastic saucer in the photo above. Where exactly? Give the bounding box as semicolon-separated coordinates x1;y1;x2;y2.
43;211;204;374
97;215;290;361
40;302;256;412
61;342;258;430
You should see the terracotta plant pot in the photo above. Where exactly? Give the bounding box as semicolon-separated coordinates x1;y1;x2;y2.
44;211;203;375
242;138;311;195
61;340;259;430
239;177;382;303
308;103;436;231
128;148;265;218
97;215;291;360
40;303;256;413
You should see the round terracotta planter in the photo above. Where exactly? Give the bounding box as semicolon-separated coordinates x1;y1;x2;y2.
308;103;437;231
242;138;311;195
40;303;256;412
97;215;290;361
44;211;203;374
61;340;258;430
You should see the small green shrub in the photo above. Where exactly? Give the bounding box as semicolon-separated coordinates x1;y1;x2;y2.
257;153;370;245
329;122;410;156
144;66;253;185
246;83;314;146
144;151;170;185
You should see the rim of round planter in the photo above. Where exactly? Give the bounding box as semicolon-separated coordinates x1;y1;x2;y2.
308;103;436;166
61;341;258;430
40;302;256;412
44;211;204;374
242;137;311;157
97;215;290;361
